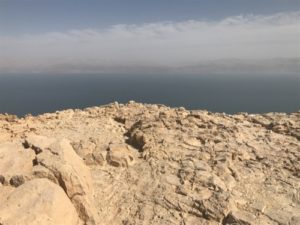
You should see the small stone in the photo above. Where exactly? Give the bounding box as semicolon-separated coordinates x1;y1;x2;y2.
250;200;266;213
183;138;201;147
223;174;236;191
209;175;227;192
0;175;5;184
93;151;105;166
107;143;135;167
165;174;181;186
256;154;264;160
83;153;96;166
193;187;212;200
9;175;25;187
176;186;188;196
290;216;300;225
214;163;232;175
238;150;252;161
198;152;211;160
224;210;256;225
194;161;211;172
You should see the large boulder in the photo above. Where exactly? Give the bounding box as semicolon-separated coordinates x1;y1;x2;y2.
0;179;82;225
25;134;98;225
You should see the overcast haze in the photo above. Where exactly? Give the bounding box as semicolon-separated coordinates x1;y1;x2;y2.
0;0;299;75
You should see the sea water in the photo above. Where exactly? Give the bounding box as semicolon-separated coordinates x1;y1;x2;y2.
0;74;299;116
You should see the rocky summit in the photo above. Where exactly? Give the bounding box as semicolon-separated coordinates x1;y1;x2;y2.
0;102;299;225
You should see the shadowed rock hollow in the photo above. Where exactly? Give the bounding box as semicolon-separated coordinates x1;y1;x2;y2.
0;102;299;225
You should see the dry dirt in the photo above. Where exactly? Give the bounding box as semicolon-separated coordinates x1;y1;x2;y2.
0;101;299;225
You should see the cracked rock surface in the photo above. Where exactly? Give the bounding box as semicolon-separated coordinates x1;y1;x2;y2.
0;102;299;225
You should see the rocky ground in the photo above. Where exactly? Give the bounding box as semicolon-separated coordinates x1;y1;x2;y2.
0;101;299;225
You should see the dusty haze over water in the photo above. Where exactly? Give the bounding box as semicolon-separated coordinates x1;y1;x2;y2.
0;74;299;116
1;11;299;75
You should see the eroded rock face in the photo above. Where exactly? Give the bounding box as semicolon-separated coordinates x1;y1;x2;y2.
25;135;98;225
0;102;299;225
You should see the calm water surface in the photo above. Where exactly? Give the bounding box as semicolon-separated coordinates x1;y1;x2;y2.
0;74;299;116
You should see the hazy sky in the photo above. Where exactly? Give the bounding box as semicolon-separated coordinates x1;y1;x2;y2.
0;0;299;75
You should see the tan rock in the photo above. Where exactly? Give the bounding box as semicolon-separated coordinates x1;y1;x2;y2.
107;143;136;167
194;160;212;172
0;179;82;225
24;134;56;152
165;174;181;186
290;216;300;225
223;210;256;225
25;135;98;225
0;141;35;185
193;187;213;200
0;132;11;142
0;103;299;225
183;137;201;147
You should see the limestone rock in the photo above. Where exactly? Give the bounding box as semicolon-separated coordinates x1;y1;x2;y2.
0;179;82;225
0;103;299;225
0;142;35;185
25;135;98;225
107;143;136;167
223;210;256;225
